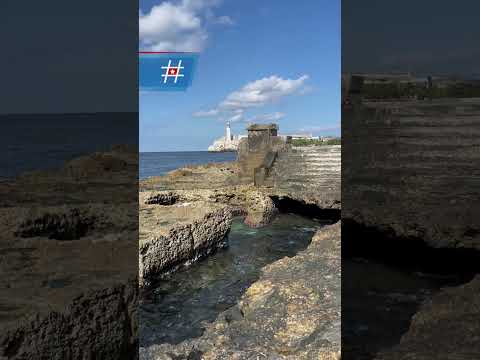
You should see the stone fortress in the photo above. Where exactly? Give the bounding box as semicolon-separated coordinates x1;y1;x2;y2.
237;123;340;203
208;121;336;152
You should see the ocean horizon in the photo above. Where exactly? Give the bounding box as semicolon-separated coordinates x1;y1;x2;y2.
140;151;237;180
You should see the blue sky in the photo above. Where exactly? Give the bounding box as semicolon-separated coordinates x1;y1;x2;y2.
140;0;340;152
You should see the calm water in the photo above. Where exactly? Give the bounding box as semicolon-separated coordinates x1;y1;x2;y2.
139;214;326;347
140;151;237;180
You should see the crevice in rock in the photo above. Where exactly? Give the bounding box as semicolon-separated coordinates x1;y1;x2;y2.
3;329;24;358
342;218;480;359
15;209;95;240
270;196;341;223
342;218;480;278
144;192;179;205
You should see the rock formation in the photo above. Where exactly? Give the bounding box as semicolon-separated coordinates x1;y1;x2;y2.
376;275;480;360
140;223;341;360
0;146;139;359
139;123;341;358
139;197;233;287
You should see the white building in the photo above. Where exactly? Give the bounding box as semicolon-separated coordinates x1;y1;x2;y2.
208;122;242;152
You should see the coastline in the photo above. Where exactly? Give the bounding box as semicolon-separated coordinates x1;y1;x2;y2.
140;151;237;180
139;140;342;358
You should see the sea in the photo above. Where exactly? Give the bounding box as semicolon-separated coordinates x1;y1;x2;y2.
140;151;236;180
0;114;236;180
0;113;138;178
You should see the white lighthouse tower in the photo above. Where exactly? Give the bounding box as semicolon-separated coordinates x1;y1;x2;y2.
225;121;232;146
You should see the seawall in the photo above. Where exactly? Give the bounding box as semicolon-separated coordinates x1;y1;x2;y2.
343;99;480;249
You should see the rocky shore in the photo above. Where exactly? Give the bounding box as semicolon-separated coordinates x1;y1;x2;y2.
139;143;341;359
140;222;341;360
0;146;139;359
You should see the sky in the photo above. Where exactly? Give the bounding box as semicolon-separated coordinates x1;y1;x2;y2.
0;1;137;114
342;0;480;76
139;0;341;152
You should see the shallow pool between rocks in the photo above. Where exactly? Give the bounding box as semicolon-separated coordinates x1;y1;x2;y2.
139;213;327;347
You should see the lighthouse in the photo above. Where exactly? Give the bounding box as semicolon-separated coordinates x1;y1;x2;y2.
225;121;232;145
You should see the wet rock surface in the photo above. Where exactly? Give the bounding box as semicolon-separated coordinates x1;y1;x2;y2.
140;222;341;360
0;146;138;359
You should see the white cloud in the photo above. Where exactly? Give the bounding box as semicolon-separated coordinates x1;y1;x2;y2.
194;75;309;124
139;0;232;52
214;15;234;25
220;75;309;110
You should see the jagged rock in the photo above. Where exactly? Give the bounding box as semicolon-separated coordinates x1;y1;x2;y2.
139;200;233;287
144;192;179;205
1;281;138;360
141;222;341;360
0;147;138;359
376;276;480;360
244;190;278;228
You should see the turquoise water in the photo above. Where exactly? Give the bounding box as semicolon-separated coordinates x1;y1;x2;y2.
139;214;327;346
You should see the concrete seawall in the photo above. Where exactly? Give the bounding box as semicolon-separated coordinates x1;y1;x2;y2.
269;145;341;195
343;99;480;249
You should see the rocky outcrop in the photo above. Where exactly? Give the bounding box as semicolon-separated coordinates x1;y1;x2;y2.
140;186;280;230
141;162;245;191
243;190;278;228
140;222;341;360
0;146;138;359
140;154;341;226
376;275;480;360
1;281;138;360
139;198;233;287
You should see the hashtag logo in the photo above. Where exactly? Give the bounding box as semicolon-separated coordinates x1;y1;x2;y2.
161;59;185;84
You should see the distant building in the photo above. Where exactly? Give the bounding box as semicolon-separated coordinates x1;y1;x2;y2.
278;133;316;140
207;122;334;152
208;122;243;152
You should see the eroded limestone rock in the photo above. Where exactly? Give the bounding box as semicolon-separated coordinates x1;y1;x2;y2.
0;146;138;359
141;222;341;360
139;199;233;287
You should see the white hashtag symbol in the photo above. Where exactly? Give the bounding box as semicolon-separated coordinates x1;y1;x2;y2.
161;59;185;84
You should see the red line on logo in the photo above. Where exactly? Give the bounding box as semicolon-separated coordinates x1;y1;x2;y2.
138;51;194;54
